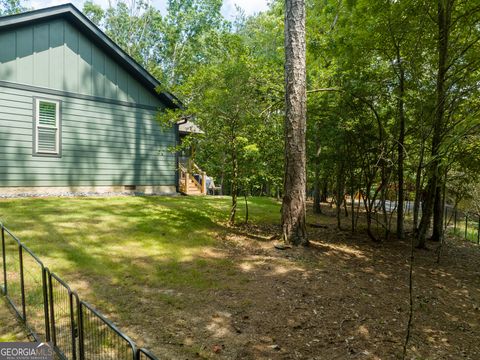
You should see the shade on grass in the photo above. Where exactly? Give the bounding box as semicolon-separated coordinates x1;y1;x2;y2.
0;196;281;300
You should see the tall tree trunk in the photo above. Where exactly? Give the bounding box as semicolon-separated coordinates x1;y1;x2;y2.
431;181;444;241
351;186;355;233
344;195;349;218
321;179;328;202
363;190;378;242
397;60;406;240
335;162;345;230
355;190;361;230
413;141;425;232
282;0;308;246
348;157;356;233
417;0;451;248
380;168;390;241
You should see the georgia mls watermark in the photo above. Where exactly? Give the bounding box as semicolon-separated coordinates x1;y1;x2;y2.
0;343;53;360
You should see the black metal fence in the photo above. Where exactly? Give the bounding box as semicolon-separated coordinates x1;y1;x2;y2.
367;199;480;244
443;207;480;244
0;223;159;360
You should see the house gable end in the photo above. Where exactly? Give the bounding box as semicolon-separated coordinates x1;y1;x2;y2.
0;5;178;109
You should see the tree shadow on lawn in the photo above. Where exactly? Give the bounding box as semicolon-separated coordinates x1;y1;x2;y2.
1;197;479;359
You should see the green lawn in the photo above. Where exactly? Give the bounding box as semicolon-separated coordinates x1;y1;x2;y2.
0;298;28;342
1;196;479;360
0;195;281;310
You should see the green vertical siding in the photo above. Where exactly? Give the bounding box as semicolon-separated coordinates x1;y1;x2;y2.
0;87;176;187
0;19;160;107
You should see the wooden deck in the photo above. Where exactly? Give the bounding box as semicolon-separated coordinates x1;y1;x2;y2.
178;161;207;196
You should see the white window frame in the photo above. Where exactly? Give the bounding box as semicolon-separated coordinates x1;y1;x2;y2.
34;98;61;156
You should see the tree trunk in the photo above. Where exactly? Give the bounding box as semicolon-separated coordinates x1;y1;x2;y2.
355;191;361;229
417;0;451;248
349;161;355;233
413;141;425;232
431;182;444;241
313;138;321;214
220;153;226;196
363;190;379;243
335;162;345;230
397;60;406;240
351;188;355;233
380;170;390;241
229;146;238;225
244;192;249;224
321;179;328;202
343;195;348;218
282;0;308;246
313;174;322;214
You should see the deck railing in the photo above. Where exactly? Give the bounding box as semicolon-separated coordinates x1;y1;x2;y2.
0;222;160;360
178;160;207;195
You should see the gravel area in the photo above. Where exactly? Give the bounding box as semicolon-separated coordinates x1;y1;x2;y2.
0;191;178;199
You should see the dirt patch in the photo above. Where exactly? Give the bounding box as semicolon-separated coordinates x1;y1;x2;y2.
2;205;479;359
116;210;480;359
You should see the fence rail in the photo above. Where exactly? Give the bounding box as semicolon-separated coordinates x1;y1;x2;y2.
0;223;159;360
443;207;480;244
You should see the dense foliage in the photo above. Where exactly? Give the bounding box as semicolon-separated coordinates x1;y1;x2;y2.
80;0;479;238
5;0;478;237
0;0;25;15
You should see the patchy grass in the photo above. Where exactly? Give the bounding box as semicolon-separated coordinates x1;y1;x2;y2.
1;197;479;360
0;196;281;316
0;298;28;342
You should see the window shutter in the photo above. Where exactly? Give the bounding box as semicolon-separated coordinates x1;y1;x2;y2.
35;99;60;155
38;102;57;126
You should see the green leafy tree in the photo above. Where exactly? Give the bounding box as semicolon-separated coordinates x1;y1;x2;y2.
161;34;264;224
0;0;25;15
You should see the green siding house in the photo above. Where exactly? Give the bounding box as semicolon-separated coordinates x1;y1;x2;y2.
0;4;180;195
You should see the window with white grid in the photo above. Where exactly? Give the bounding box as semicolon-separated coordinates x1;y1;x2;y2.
34;99;61;156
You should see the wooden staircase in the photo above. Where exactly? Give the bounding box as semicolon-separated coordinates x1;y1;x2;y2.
178;161;207;196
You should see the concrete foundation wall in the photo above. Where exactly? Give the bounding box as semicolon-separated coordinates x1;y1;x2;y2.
0;185;177;197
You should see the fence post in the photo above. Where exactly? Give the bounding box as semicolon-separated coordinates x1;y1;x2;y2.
465;215;468;240
76;295;84;360
1;226;6;295
18;245;26;321
69;292;77;360
454;210;457;233
444;206;447;230
48;272;57;347
477;217;480;245
42;268;50;342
